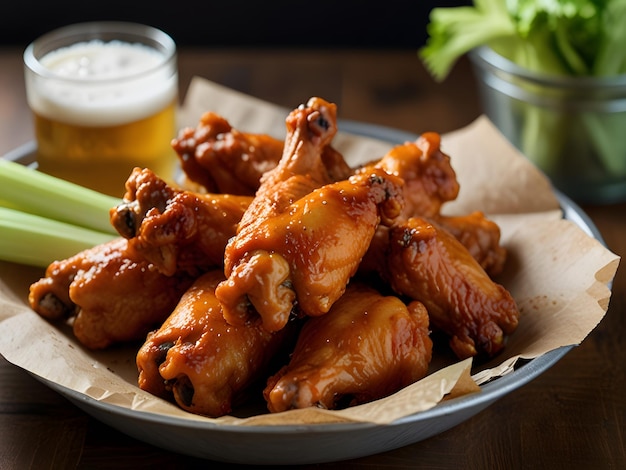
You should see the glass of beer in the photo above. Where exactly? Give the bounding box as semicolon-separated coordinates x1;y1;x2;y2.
23;22;178;196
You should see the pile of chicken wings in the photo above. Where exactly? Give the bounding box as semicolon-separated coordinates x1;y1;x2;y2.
28;98;519;418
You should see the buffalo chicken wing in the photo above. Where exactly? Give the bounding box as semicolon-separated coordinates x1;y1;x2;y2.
29;238;194;349
137;270;296;417
386;217;519;359
216;97;404;331
216;168;404;332
171;111;284;195
263;283;432;412
110;167;251;277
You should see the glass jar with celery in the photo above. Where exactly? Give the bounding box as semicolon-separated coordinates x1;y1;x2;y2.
420;0;626;204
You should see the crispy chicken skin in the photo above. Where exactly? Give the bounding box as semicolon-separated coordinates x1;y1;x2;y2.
26;96;521;418
236;97;342;230
434;212;507;277
361;133;459;219
110;167;251;276
216;97;404;332
217;168;404;332
263;283;432;412
29;238;194;350
137;270;296;418
358;133;506;279
171;111;351;195
362;212;507;280
171;111;284;195
386;217;519;359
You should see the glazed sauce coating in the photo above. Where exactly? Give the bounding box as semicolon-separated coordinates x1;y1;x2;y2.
264;283;432;412
386;217;519;359
137;270;295;417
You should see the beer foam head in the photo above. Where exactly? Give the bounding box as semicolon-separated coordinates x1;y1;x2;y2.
26;40;177;126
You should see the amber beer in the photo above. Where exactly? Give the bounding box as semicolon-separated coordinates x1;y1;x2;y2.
24;23;178;196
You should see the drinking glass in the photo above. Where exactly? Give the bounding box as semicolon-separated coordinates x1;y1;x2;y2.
24;21;179;196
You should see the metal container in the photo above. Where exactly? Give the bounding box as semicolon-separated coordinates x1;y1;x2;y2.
469;46;626;204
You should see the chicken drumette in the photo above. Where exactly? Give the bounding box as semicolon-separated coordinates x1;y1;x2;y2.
215;97;404;332
110;167;251;277
234;97;346;229
29;238;194;349
263;282;432;412
137;270;296;417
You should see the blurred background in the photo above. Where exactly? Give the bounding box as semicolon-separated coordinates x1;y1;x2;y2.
0;1;470;48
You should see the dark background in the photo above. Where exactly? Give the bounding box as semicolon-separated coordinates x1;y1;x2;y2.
1;1;470;48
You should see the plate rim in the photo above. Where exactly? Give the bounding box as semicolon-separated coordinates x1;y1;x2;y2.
30;344;573;434
2;120;606;462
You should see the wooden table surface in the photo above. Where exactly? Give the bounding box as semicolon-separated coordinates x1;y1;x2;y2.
1;46;624;469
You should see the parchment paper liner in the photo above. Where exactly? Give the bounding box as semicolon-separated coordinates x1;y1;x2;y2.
0;77;619;426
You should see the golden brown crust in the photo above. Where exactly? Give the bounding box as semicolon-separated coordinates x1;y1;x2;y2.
264;283;432;412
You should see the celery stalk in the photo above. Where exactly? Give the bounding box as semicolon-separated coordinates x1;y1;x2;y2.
580;112;626;176
0;159;120;235
420;0;626;196
0;207;116;268
519;105;569;174
419;0;517;81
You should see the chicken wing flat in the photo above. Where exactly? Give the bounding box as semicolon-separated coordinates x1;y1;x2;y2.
263;283;432;412
386;217;519;359
171;111;351;196
171;111;284;195
29;238;194;349
434;211;507;277
216;168;404;332
363;211;507;280
110;167;251;277
357;132;506;279
361;132;459;218
137;270;296;417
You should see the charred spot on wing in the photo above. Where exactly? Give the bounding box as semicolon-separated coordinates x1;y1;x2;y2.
307;110;331;135
400;227;414;248
111;202;138;239
154;341;174;366
368;173;385;186
316;115;330;131
175;375;195;407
